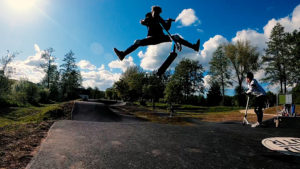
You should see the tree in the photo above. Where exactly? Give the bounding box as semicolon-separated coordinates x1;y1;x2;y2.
0;50;18;75
60;50;82;100
209;46;232;105
41;48;56;89
172;58;204;102
164;78;183;104
49;70;60;101
114;79;130;100
105;87;118;100
0;51;18;99
116;66;145;101
292;84;300;104
286;29;300;85
143;73;165;109
224;40;260;106
262;23;290;94
206;81;222;106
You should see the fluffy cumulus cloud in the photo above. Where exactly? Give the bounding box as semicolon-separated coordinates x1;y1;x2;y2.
77;60;96;70
80;64;121;90
264;4;300;38
232;29;268;53
108;56;136;72
199;35;228;67
231;4;300;56
139;43;172;70
176;8;200;27
203;75;212;89
139;35;228;71
7;44;46;83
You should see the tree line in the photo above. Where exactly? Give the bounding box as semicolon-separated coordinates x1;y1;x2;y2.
106;23;300;106
0;49;83;107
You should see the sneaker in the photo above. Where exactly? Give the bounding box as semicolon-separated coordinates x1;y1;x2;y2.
251;122;260;128
114;48;125;61
193;39;200;52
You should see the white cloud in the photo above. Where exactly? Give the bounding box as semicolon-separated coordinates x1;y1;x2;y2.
23;44;47;67
176;8;200;27
264;4;300;38
232;29;267;54
80;64;121;90
198;35;228;68
108;56;136;72
139;42;171;70
90;42;104;55
203;75;212;89
139;35;228;71
77;60;96;70
6;44;46;83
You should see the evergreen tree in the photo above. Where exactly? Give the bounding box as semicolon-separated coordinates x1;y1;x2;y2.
60;50;82;100
41;48;56;89
209;46;232;105
262;23;290;93
286;29;300;84
206;81;222;106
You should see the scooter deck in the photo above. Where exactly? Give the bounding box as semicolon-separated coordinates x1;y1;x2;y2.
156;52;177;76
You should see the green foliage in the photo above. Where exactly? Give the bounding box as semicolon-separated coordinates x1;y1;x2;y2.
39;88;50;104
209;45;232;105
170;58;204;102
86;87;105;99
164;78;183;103
0;104;66;127
114;79;130;100
292;84;300;104
224;40;260;106
60;50;82;100
143;73;165;108
105;87;118;100
114;66;145;101
286;29;300;84
262;23;291;93
206;81;222;106
11;80;40;105
0;73;12;97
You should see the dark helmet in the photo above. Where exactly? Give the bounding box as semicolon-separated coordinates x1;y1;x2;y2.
152;6;162;14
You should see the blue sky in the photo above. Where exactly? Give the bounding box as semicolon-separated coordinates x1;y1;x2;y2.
0;0;300;94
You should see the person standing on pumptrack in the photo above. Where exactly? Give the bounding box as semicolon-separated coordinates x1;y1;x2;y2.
114;6;200;61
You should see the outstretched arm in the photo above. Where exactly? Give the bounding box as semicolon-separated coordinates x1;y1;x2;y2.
140;13;152;26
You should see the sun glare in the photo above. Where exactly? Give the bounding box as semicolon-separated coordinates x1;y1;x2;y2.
6;0;37;12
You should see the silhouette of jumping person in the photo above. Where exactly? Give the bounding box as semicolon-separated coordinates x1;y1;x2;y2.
114;6;200;61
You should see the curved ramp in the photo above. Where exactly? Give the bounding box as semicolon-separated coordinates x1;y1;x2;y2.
71;101;122;122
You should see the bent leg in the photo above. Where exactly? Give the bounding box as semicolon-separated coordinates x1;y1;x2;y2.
172;35;200;51
123;36;169;56
172;35;193;48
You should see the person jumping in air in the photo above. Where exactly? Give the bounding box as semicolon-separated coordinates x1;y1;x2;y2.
114;6;200;61
246;72;266;128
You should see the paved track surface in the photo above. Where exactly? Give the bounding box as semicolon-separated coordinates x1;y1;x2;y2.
27;101;300;169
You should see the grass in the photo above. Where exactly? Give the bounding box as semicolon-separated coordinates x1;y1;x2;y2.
0;102;73;128
0;101;74;169
130;102;300;124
